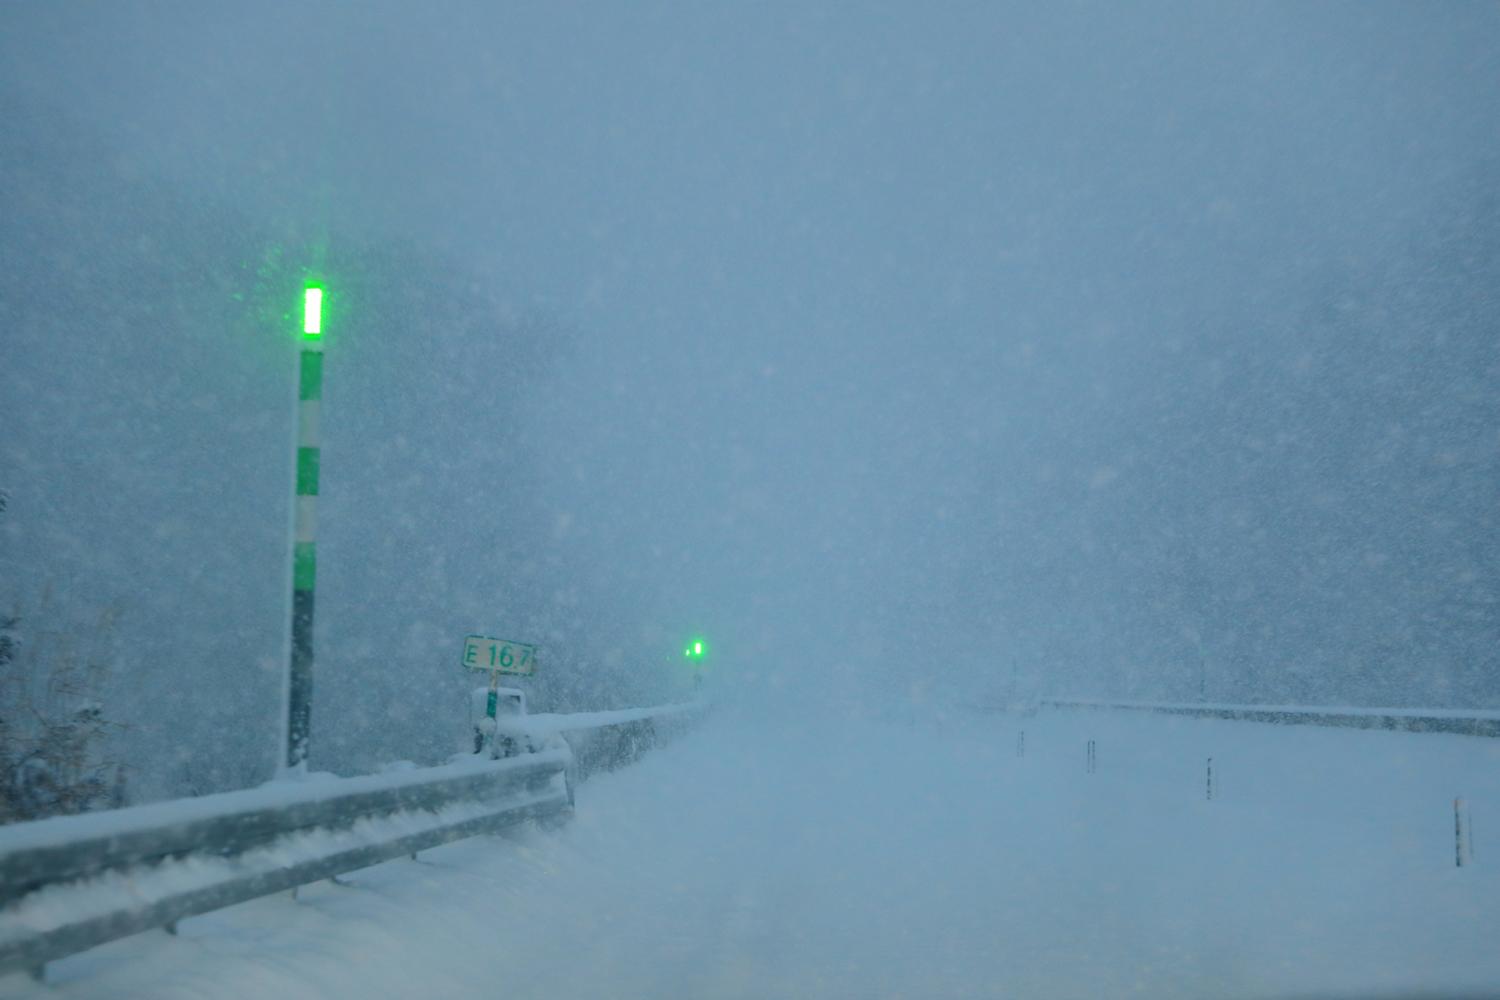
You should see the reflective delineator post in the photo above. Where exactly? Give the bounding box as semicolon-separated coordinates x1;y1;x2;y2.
285;286;324;771
1455;796;1472;867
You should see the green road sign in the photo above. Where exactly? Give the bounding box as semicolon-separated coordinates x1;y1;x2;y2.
463;634;538;676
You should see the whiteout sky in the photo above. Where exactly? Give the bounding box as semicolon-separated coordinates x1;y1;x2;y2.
2;3;1498;786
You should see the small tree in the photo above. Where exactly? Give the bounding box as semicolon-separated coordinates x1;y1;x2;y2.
0;493;125;824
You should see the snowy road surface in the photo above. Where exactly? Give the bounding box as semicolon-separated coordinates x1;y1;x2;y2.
7;708;1499;999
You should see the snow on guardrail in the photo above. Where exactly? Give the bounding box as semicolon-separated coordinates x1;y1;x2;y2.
502;700;704;738
1040;698;1500;737
0;699;706;980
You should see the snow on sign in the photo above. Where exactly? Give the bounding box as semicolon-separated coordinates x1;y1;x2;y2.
462;635;537;676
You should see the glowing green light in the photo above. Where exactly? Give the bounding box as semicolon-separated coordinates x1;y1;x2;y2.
694;641;703;655
684;637;707;661
303;287;323;337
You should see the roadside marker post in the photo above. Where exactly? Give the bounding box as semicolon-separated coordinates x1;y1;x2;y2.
462;635;538;720
284;285;324;772
1455;797;1473;867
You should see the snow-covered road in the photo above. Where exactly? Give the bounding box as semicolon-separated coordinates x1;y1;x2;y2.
9;709;1500;999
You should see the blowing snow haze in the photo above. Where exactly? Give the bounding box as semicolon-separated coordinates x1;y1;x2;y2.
2;2;1498;794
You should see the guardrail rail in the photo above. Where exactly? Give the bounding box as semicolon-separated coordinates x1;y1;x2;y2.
0;700;703;979
1039;698;1500;738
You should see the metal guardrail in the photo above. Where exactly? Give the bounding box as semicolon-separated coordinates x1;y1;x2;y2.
540;702;703;779
0;701;703;978
1040;699;1500;738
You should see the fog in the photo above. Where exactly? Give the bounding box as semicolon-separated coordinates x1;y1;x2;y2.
2;2;1497;797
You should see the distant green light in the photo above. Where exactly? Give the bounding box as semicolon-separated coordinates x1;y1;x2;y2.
684;637;707;661
694;641;703;655
303;287;323;337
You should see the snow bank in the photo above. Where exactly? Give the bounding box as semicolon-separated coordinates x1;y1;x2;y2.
12;710;1500;999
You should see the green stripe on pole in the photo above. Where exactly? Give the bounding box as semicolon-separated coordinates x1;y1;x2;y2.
296;447;320;496
299;352;324;401
293;542;317;590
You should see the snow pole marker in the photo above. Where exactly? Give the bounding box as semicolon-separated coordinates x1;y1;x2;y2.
1086;739;1096;774
1455;797;1472;867
285;285;323;772
1017;731;1025;758
1206;757;1213;800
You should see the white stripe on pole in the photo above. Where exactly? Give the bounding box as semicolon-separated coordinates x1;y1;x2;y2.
298;401;321;445
295;497;318;543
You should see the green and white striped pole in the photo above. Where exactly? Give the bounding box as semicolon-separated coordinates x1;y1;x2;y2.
285;285;324;771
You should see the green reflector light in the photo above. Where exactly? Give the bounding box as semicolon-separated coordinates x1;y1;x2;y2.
303;287;323;337
694;641;703;655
